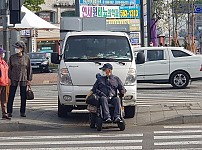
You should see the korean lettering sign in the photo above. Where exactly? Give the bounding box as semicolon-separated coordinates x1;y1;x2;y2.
80;6;119;18
119;6;140;18
80;6;140;18
79;0;140;5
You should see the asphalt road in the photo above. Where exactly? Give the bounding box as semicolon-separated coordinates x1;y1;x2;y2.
5;81;202;149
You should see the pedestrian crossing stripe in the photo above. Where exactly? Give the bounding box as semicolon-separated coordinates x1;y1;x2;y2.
0;134;143;150
0;134;143;140
154;134;202;139
154;125;202;149
155;148;202;150
154;140;202;146
163;125;202;129
154;130;202;134
1;146;143;150
0;139;143;145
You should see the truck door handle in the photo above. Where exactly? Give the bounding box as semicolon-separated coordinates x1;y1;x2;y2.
161;62;167;64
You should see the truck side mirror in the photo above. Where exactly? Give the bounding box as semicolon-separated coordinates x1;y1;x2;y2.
51;52;60;64
136;52;145;64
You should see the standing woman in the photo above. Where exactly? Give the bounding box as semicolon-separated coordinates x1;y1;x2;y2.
7;41;32;117
0;47;10;119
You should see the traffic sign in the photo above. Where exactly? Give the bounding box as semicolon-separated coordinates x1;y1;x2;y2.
173;3;202;13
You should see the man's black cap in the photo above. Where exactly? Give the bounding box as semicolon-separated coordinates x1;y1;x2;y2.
13;41;26;49
99;63;113;70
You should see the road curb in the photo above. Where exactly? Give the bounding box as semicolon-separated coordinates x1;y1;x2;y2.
0;120;62;132
147;114;202;126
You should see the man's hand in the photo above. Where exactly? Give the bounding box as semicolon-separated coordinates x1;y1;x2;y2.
27;81;31;86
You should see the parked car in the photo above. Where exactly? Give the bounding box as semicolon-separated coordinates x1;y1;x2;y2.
134;47;202;88
28;52;50;73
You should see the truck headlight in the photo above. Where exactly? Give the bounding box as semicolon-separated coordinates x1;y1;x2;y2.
41;61;48;65
60;68;73;85
125;68;136;86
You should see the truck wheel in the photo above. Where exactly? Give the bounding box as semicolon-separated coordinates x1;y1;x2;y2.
124;106;136;118
58;97;68;118
117;118;125;131
170;71;189;89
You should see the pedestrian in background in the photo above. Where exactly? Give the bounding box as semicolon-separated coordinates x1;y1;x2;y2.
7;41;32;118
0;47;10;120
149;42;153;47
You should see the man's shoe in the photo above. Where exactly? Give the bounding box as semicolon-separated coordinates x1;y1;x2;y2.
2;115;11;120
7;113;12;118
20;113;26;117
114;117;121;123
105;118;112;123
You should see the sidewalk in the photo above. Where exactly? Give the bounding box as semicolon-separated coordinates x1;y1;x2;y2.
31;73;57;85
135;102;202;125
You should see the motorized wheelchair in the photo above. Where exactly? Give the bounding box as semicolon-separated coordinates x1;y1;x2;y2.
87;94;126;131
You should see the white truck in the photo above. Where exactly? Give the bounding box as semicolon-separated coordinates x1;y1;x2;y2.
134;47;202;88
51;17;145;118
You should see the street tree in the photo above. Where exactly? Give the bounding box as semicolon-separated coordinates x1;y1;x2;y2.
23;0;45;12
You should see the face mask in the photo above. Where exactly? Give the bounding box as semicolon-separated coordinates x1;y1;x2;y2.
2;53;5;58
15;48;21;54
102;71;107;77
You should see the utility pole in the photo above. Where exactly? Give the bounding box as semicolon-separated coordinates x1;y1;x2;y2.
147;0;151;46
140;0;144;47
167;0;171;46
2;0;9;62
187;0;191;50
172;0;175;46
191;0;195;53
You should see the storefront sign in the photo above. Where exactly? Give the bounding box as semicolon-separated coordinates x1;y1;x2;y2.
20;30;32;37
129;32;140;45
79;0;140;5
80;6;140;18
119;6;140;18
107;19;140;31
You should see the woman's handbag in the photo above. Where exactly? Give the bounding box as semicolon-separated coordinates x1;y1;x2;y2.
26;86;34;100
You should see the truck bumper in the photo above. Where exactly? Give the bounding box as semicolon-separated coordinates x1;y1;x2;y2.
58;84;137;107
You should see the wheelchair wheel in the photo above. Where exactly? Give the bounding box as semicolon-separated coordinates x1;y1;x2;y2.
89;113;96;129
96;117;103;131
117;119;125;131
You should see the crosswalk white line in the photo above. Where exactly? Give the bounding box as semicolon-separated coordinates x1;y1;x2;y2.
155;148;202;150
154;135;202;139
1;146;143;150
154;130;202;134
164;125;202;129
0;134;143;140
154;140;202;146
154;126;202;149
0;140;143;146
0;134;143;149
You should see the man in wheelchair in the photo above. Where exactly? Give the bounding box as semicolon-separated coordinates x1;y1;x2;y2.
91;63;125;123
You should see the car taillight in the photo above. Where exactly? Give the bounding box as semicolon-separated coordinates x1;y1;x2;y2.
200;65;202;71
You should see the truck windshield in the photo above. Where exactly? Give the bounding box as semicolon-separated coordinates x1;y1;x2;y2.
64;35;132;62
